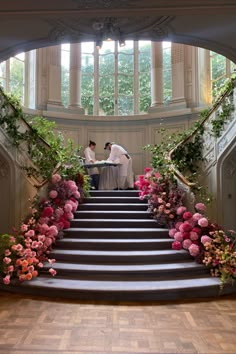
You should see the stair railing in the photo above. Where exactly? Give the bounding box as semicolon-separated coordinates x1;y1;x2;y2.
0;87;61;189
168;78;236;209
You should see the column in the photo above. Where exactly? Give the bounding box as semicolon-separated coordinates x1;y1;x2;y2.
47;45;64;111
198;48;211;106
170;43;187;108
69;43;84;113
149;42;163;112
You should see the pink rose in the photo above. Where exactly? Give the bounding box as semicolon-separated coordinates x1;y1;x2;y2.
64;203;73;213
195;203;206;212
189;244;200;257
25;229;35;238
198;218;209;228
179;222;192;233
21;224;28;232
175;222;183;230
49;190;58;199
3;275;10;285
172;241;182;250
144;167;151;173
5;249;11;256
3;257;11;264
49;268;57;276
155;172;161;179
51;174;61;184
73;191;81;199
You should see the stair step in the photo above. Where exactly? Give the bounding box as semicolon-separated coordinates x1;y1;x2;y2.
74;210;151;219
55;238;173;250
64;227;169;239
71;219;158;228
89;190;140;197
6;276;231;301
42;261;209;280
85;197;146;204
49;249;192;264
78;203;148;211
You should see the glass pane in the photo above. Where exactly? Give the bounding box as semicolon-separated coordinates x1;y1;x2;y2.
139;41;151;53
139;52;151;72
99;75;114;96
81;95;94;115
139;72;151;96
99;41;114;54
211;54;226;80
119;41;133;54
99;54;114;75
10;57;24;100
81;74;94;94
139;95;151;113
99;96;114;115
118;75;133;95
118;96;133;115
81;42;94;54
0;61;6;79
61;66;70;107
230;60;236;73
212;77;227;99
118;53;133;74
82;54;94;74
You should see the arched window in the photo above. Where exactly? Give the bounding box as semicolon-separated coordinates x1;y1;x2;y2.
81;40;151;115
210;51;236;100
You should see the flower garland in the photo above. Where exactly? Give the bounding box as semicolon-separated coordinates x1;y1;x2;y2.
136;168;236;285
0;173;81;285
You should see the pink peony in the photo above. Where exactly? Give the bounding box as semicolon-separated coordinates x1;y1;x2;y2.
193;213;203;221
25;229;35;238
172;241;182;250
64;203;73;213
49;190;58;199
175;221;183;230
73;191;81;199
201;235;212;245
183;212;193;220
42;206;54;218
190;231;199;241
183;239;192;250
169;228;177;238
174;232;183;242
195;203;206;212
176;206;187;215
179;222;192;233
47;225;58;237
198;217;209;228
51;174;61;184
189;244;200;257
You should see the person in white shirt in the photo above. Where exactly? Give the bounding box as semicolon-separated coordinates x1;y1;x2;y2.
104;142;134;190
84;140;100;189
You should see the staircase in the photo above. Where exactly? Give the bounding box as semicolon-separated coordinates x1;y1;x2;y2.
2;190;235;301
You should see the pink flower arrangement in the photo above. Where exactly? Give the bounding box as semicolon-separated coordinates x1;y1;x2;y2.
0;173;81;285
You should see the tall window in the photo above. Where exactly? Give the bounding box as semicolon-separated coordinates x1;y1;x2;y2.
81;40;151;116
61;44;70;108
162;42;172;103
210;51;236;100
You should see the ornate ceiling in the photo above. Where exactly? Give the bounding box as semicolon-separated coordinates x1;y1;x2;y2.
0;0;236;62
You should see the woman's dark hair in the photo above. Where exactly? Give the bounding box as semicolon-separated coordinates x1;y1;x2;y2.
89;140;96;147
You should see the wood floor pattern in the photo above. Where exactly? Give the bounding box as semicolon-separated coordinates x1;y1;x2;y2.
0;293;236;354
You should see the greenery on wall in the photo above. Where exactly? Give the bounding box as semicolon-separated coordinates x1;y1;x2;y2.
145;74;236;182
0;88;86;182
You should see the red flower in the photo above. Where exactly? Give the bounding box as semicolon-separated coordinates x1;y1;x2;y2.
183;212;193;220
42;206;54;217
144;167;151;173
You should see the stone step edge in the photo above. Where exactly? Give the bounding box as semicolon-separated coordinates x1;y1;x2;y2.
50;249;188;256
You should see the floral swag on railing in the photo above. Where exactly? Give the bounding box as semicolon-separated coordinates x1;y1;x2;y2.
0;172;85;285
136;168;236;285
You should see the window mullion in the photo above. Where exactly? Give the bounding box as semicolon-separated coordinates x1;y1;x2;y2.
114;41;118;115
94;44;99;115
133;41;139;114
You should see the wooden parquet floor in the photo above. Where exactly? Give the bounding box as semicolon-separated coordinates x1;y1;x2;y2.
0;293;236;354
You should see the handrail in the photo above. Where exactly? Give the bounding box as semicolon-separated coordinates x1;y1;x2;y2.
0;87;58;189
168;78;236;188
